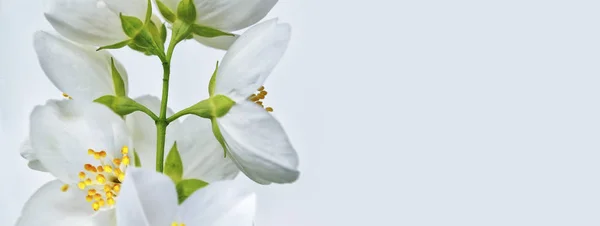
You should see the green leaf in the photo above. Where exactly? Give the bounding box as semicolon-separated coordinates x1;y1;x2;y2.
176;179;208;204
120;14;144;38
110;58;126;97
146;21;165;52
127;42;153;56
144;0;152;24
208;61;218;96
97;39;131;51
134;150;142;167
164;142;183;183
170;20;193;47
156;0;176;23
93;95;158;119
177;0;196;24
191;24;235;38
211;118;228;157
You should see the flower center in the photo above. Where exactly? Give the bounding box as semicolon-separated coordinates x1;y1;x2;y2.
76;146;130;211
248;86;273;112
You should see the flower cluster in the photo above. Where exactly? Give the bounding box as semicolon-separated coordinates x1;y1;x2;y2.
15;0;299;225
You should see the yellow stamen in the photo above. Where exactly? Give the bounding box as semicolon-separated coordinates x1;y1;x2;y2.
96;174;106;184
88;189;96;196
94;193;102;201
60;184;69;192
88;149;94;155
113;184;121;192
107;197;115;206
79;172;86;179
99;151;107;158
97;166;104;172
78;182;86;189
104;185;112;192
104;165;113;173
85;178;92;185
121;146;129;155
93;152;101;159
86;195;93;202
113;158;121;165
98;199;105;207
122;156;130;165
92;202;100;211
118;173;125;182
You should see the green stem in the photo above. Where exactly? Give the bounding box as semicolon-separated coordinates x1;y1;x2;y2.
155;30;180;172
155;60;170;172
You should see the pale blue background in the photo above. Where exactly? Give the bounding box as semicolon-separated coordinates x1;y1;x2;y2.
1;0;600;225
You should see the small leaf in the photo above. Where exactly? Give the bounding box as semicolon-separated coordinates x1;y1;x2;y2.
177;0;196;24
176;179;208;204
160;23;168;45
93;95;158;118
120;14;144;38
164;142;183;183
97;39;131;51
191;24;234;38
143;0;152;24
208;61;218;96
156;0;176;23
211;118;228;157
110;58;126;97
134;150;142;167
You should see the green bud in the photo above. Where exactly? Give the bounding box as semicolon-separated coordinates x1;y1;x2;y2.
164;142;183;183
120;14;144;38
170;20;193;47
156;0;176;23
176;179;208;204
191;24;235;38
110;58;126;97
177;0;196;24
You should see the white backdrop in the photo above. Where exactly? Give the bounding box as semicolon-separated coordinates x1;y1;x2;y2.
2;0;600;226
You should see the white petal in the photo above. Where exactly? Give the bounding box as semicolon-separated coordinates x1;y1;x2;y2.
33;31;129;101
193;0;278;31
103;0;148;20
45;0;127;46
218;101;299;184
214;19;291;101
193;34;238;50
179;181;256;226
176;116;239;182
19;138;48;172
117;168;178;226
125;95;177;168
29;100;131;183
16;180;114;226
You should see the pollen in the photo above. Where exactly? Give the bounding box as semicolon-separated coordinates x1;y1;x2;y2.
77;145;130;211
249;86;274;112
60;184;69;192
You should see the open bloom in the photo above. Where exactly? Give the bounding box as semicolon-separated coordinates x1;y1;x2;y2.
23;31;236;180
203;18;300;184
44;0;152;46
158;0;278;50
117;168;255;226
16;100;133;225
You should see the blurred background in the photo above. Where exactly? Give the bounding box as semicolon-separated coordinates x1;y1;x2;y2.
2;0;600;225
